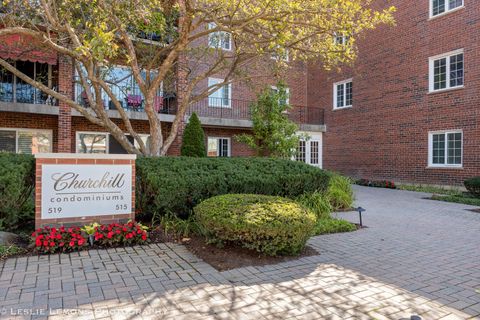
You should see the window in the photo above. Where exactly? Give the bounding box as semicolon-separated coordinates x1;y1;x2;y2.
0;61;57;105
310;141;319;165
430;0;463;17
334;33;350;45
296;141;306;163
333;79;353;109
208;23;232;51
207;137;230;157
76;132;150;154
208;78;231;108
429;50;464;92
0;128;52;154
428;130;462;167
271;86;290;105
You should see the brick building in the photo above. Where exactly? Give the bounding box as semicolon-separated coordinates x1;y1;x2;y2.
2;0;477;186
0;28;325;165
308;0;479;186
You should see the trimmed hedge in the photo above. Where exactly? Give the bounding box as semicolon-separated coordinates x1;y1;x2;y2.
464;177;480;198
0;153;35;232
136;157;330;217
194;194;316;256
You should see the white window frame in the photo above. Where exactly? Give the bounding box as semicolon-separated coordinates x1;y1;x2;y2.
428;130;463;168
76;131;109;154
76;131;149;154
333;78;353;110
207;137;231;157
429;0;464;19
0;127;53;153
429;49;464;93
208;78;232;108
207;23;232;51
295;132;322;168
271;86;290;105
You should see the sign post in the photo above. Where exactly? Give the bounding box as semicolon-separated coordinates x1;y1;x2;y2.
35;153;136;228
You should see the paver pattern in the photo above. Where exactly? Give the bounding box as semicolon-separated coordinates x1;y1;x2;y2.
1;186;479;319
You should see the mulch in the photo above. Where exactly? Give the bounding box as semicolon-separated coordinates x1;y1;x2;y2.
149;227;318;271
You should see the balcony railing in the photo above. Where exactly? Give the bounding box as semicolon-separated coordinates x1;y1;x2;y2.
162;97;325;126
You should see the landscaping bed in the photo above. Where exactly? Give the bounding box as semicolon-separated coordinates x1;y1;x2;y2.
182;234;318;271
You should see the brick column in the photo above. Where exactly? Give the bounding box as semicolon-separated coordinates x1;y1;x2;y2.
168;51;189;156
57;55;73;153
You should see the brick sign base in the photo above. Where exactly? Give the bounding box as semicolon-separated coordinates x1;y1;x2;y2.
35;153;136;229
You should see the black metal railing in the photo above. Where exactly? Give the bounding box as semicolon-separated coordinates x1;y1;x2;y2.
0;82;58;105
162;97;325;126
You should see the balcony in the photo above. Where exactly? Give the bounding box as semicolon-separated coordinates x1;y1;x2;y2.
165;97;325;130
1;87;325;131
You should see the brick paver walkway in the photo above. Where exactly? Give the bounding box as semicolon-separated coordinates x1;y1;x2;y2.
1;186;479;319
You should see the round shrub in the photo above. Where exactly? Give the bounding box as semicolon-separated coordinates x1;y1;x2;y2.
464;177;480;197
194;194;316;256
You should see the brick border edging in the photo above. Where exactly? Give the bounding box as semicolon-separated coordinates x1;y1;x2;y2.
34;153;136;229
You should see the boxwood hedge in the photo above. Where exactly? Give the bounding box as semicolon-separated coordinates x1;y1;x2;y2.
194;194;317;256
0;153;35;232
136;157;330;217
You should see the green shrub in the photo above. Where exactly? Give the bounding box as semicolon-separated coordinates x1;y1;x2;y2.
327;173;354;211
464;177;480;198
314;219;356;236
181;113;206;157
194;194;316;256
136;157;330;218
0;153;35;232
159;212;200;239
296;191;332;220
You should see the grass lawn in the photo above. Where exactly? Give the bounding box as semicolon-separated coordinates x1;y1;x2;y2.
398;184;463;196
430;194;480;207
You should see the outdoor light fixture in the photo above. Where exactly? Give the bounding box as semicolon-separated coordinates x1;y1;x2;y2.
356;207;366;227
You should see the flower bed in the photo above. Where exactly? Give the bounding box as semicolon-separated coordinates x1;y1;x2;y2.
356;179;396;189
32;222;148;254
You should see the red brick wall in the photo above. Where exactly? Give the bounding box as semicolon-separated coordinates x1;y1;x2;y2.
308;0;480;186
203;127;256;157
0;112;59;152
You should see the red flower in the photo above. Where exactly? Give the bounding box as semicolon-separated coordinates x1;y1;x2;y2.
137;229;142;234
59;242;64;247
35;238;42;247
49;242;55;247
78;239;85;246
69;241;75;247
56;234;62;240
107;231;114;239
116;229;121;234
43;240;48;247
141;234;147;241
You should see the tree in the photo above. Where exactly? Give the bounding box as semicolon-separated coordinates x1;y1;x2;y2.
181;112;206;157
0;0;395;156
236;84;303;158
